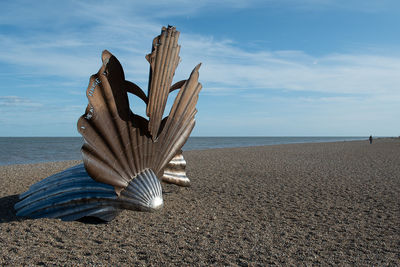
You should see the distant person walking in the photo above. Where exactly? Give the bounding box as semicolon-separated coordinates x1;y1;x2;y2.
369;135;373;144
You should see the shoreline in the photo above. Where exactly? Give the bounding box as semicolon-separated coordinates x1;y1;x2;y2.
0;136;378;166
2;137;397;167
1;138;399;265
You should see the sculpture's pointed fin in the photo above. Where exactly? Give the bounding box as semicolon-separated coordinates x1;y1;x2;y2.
146;26;181;141
170;80;186;93
153;63;202;176
125;80;148;104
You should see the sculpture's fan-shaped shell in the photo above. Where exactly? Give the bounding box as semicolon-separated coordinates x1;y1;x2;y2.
162;151;190;187
14;164;163;221
146;26;181;140
14;26;202;222
78;51;154;195
78;49;201;195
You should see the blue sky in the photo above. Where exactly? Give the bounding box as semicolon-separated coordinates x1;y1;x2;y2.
0;0;399;137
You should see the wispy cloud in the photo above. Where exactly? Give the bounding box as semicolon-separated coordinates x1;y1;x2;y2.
0;96;43;108
179;36;400;96
3;25;399;97
250;0;400;12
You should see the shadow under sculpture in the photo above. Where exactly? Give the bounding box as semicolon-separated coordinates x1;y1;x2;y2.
14;26;202;222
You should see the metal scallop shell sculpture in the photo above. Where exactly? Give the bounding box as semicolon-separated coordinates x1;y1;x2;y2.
14;26;202;222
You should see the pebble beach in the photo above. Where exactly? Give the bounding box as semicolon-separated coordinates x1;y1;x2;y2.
0;139;399;265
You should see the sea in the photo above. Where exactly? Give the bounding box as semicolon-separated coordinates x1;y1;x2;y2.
0;136;367;166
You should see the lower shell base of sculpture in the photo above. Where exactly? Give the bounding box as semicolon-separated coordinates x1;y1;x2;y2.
119;169;164;212
14;165;163;222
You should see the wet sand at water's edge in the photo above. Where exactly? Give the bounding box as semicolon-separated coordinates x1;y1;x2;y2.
0;138;399;265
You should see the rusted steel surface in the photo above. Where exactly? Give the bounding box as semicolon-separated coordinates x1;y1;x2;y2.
14;26;201;221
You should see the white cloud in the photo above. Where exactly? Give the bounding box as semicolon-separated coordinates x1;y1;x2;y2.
0;96;43;108
178;36;400;96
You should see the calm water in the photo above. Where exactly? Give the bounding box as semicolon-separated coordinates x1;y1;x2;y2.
0;136;367;165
